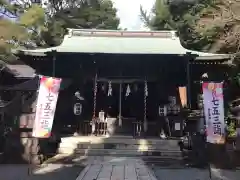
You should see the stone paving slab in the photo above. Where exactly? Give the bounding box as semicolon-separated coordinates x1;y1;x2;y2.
76;164;157;180
153;167;240;180
75;156;240;180
0;164;84;180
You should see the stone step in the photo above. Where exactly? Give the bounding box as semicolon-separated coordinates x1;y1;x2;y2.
60;137;180;151
143;160;185;168
59;142;180;151
60;136;180;147
43;154;184;166
58;148;182;157
0;152;3;163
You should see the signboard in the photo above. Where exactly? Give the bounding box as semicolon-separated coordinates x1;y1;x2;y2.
178;86;187;108
202;82;225;144
32;76;62;138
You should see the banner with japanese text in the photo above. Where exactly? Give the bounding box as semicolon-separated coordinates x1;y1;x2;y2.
32;76;62;138
202;82;225;144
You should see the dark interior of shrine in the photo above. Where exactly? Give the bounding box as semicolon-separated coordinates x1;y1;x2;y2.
45;53;189;135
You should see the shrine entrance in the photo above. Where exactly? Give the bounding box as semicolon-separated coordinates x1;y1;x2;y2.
57;51;191;138
84;75;183;137
91;78;147;136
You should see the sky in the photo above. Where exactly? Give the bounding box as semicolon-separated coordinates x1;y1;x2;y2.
112;0;155;30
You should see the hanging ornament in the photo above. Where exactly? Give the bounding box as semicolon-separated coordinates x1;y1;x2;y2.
107;81;112;96
125;84;131;97
144;80;148;97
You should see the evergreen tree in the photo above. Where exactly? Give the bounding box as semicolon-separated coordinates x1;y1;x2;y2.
140;0;240;54
0;0;120;63
43;0;120;46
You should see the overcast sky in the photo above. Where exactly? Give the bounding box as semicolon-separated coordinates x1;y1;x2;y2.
112;0;155;30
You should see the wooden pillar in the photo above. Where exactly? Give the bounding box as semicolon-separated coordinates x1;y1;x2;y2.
51;50;56;77
143;79;148;132
186;53;193;109
118;82;122;126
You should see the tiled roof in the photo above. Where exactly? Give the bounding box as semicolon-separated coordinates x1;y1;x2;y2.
5;64;35;78
12;29;231;60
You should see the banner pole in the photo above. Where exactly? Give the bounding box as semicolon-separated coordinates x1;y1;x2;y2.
201;81;211;178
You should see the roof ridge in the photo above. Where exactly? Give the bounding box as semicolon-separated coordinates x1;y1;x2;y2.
67;28;177;39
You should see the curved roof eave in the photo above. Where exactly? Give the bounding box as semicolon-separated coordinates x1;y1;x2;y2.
12;48;231;60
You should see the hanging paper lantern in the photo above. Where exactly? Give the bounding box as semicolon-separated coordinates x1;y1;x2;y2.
159;105;167;116
73;103;82;115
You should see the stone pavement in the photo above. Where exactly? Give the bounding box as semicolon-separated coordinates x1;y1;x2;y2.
74;156;240;180
76;164;157;180
153;167;240;180
0;164;84;180
74;156;158;180
1;156;240;180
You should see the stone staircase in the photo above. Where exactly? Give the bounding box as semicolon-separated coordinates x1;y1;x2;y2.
58;136;184;167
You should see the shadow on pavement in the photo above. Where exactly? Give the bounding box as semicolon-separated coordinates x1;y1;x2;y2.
0;163;84;180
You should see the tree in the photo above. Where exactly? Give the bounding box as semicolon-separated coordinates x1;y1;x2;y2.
19;4;46;46
140;0;216;51
42;0;120;46
0;18;29;63
2;0;120;47
0;0;120;63
140;0;240;54
0;1;46;63
0;0;31;19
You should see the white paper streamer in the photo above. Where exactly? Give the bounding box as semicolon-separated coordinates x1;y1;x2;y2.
125;84;131;96
108;81;112;96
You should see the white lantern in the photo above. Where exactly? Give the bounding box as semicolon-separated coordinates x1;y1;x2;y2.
74;103;82;115
159;105;167;116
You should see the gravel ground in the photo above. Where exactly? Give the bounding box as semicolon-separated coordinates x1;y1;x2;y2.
0;164;84;180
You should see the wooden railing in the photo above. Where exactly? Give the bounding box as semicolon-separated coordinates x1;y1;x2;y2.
79;120;107;136
94;122;108;136
132;121;143;137
78;120;91;135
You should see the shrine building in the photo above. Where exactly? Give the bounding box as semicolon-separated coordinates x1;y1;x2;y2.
13;29;231;138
